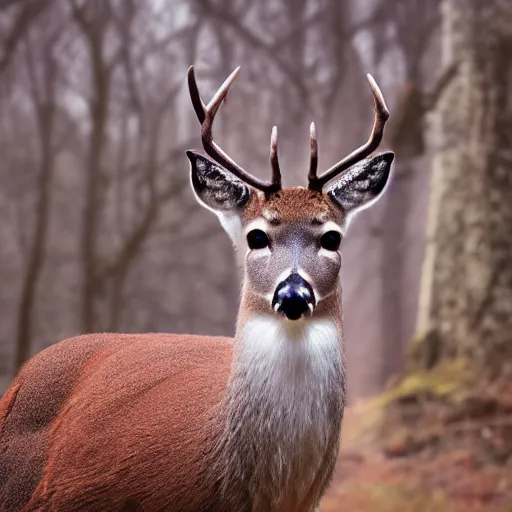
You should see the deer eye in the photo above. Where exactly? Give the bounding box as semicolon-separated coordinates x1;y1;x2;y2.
247;229;270;250
320;231;341;251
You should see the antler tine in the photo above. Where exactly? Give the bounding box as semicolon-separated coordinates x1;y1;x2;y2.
270;126;282;189
187;65;281;194
308;122;318;184
206;66;241;118
187;66;207;124
308;73;390;191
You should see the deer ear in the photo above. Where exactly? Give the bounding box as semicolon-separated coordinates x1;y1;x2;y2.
326;152;394;227
186;150;252;244
186;150;252;212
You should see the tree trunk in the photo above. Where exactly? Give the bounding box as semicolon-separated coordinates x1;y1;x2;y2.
417;0;512;376
15;37;58;370
15;105;55;370
80;31;110;333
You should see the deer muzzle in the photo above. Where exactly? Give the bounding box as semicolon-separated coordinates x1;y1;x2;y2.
272;273;316;320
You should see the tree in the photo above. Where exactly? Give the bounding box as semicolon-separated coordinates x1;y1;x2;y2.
416;0;512;377
70;0;191;333
375;0;441;385
14;8;62;369
0;0;55;77
70;0;116;333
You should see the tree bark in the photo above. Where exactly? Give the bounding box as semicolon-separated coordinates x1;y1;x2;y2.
418;0;512;376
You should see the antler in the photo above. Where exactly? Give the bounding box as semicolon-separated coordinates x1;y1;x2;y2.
308;122;318;185
187;65;281;194
308;73;390;191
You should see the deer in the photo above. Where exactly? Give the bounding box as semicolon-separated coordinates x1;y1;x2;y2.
0;66;394;512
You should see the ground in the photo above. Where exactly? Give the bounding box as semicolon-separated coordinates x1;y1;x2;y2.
321;399;512;512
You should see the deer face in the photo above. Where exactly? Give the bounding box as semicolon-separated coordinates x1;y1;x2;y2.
187;151;393;320
186;66;394;320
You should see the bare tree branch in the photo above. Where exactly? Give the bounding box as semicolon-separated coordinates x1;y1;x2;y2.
0;0;54;76
196;0;313;112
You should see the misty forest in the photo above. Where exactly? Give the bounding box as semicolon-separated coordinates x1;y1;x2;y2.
1;0;512;510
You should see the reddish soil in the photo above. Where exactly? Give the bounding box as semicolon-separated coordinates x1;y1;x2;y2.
320;405;512;512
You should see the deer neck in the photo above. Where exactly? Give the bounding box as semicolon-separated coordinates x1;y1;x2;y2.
210;286;346;510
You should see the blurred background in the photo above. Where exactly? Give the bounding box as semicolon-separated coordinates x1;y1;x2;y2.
0;0;511;509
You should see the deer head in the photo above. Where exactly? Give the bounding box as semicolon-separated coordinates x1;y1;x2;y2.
186;66;394;321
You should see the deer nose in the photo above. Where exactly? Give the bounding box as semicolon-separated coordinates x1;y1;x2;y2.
272;273;316;320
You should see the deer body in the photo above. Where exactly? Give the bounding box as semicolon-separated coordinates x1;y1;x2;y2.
0;67;393;511
1;310;343;511
0;333;232;511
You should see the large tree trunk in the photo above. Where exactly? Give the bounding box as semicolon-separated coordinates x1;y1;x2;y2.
417;0;512;376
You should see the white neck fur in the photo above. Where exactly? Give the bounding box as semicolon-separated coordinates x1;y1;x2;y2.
212;315;346;510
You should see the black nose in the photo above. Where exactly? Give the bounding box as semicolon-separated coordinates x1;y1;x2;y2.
272;273;316;320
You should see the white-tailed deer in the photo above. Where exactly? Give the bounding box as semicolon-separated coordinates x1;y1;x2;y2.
0;66;394;512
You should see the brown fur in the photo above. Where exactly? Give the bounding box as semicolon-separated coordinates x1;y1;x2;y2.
244;188;343;224
0;385;19;435
0;333;232;511
241;188;345;317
